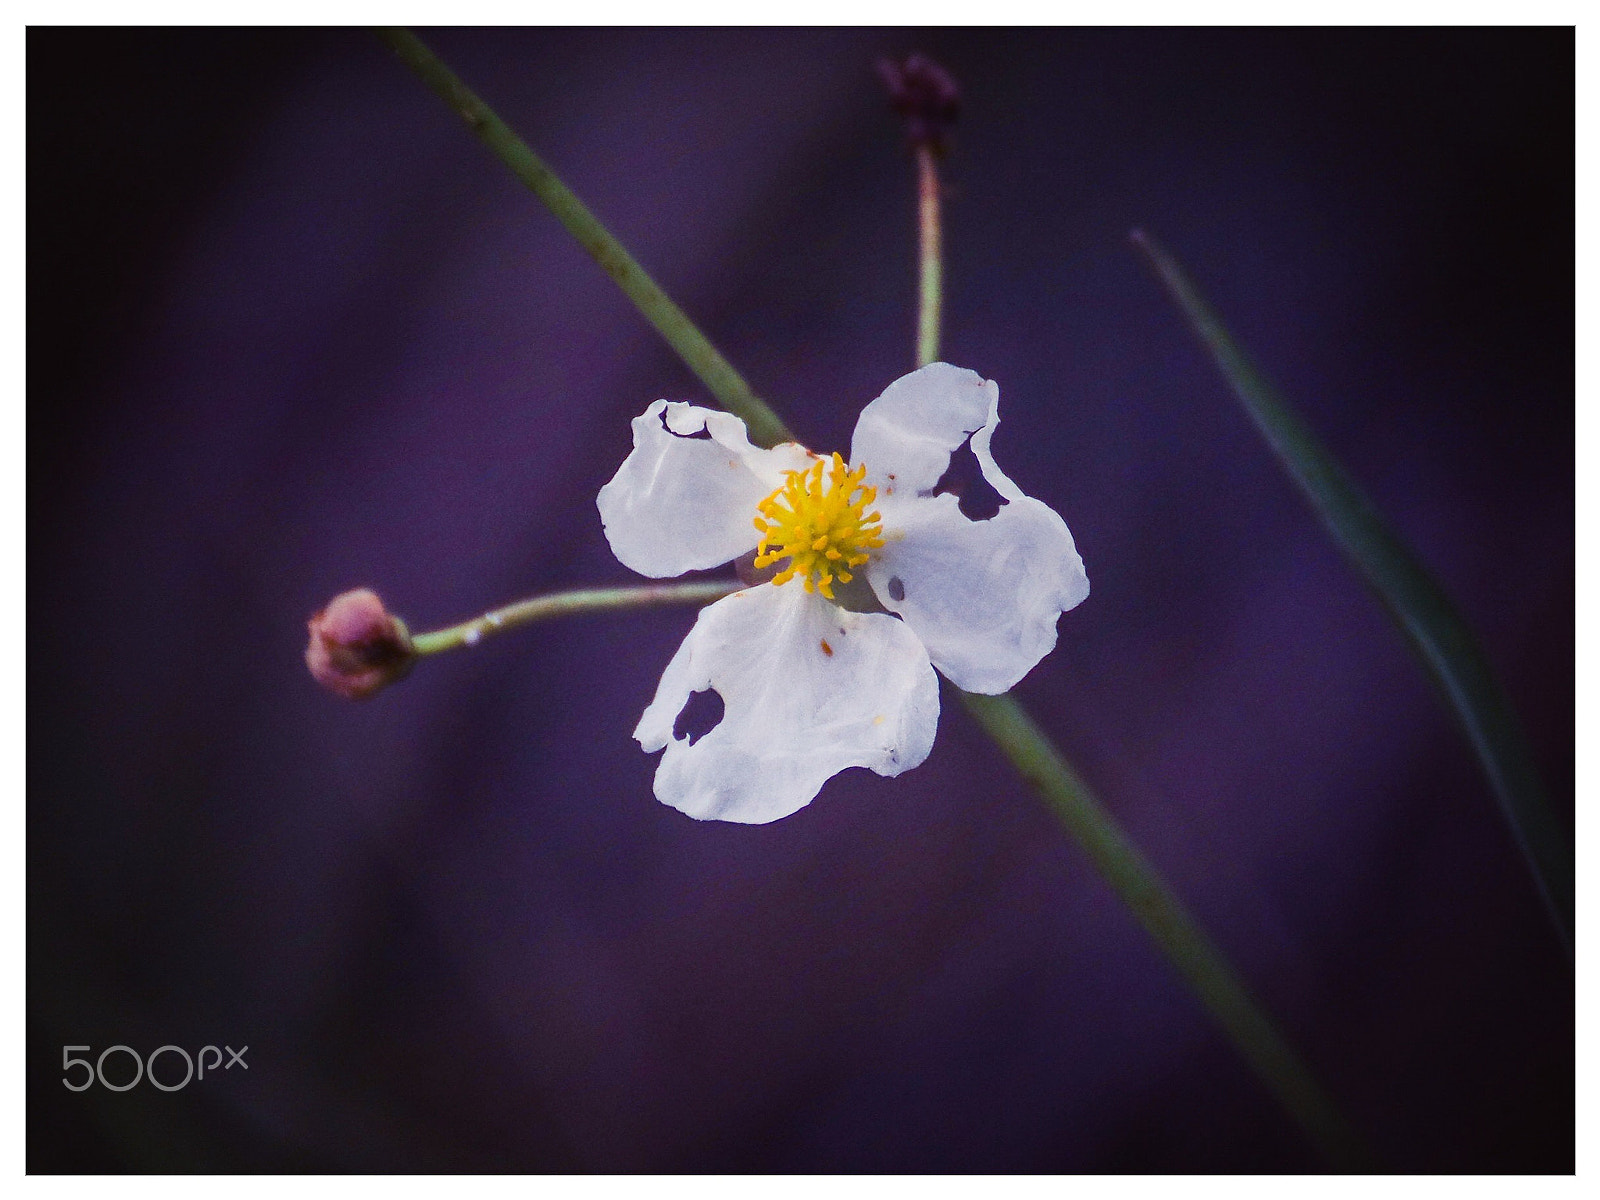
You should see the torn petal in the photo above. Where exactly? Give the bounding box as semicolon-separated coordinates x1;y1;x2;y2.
634;583;940;824
849;362;995;497
868;492;1088;695
857;363;1088;692
597;400;813;578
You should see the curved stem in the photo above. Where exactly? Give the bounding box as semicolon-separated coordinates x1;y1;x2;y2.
409;581;741;657
916;144;943;368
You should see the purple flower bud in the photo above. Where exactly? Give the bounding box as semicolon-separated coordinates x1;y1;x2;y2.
305;588;414;700
877;53;961;152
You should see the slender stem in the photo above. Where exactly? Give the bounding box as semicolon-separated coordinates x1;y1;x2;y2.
909;109;1364;1170
961;691;1375;1169
409;581;742;657
915;145;943;368
374;27;793;450
381;32;1369;1168
1131;229;1571;956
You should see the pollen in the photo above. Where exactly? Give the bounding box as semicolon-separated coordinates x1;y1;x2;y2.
753;452;885;601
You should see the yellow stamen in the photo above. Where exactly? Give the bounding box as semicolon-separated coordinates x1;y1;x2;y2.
751;452;885;598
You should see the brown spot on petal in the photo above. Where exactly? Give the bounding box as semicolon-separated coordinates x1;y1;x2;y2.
820;639;834;657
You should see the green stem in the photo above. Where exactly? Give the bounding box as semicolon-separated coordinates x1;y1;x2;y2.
381;31;1371;1168
916;144;943;367
1131;229;1571;957
903;152;1367;1165
374;27;793;450
409;581;741;657
961;692;1374;1170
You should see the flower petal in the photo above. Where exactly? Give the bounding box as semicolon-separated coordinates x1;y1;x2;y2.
634;583;940;823
866;493;1088;694
853;363;1089;694
597;400;814;578
849;362;995;497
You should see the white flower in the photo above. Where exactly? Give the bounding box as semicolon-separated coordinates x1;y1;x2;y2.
596;362;1090;824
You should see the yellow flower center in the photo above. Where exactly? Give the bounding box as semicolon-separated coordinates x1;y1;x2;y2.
752;453;885;601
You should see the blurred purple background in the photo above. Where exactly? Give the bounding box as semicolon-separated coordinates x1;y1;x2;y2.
29;28;1571;1171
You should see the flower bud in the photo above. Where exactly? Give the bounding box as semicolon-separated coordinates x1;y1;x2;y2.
876;53;960;153
305;588;414;700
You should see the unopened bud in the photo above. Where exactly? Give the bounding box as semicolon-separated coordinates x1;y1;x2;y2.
877;53;961;153
305;588;415;700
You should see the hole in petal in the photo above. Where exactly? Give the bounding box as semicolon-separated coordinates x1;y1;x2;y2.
928;433;1007;520
887;575;906;602
673;687;724;744
659;409;713;439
